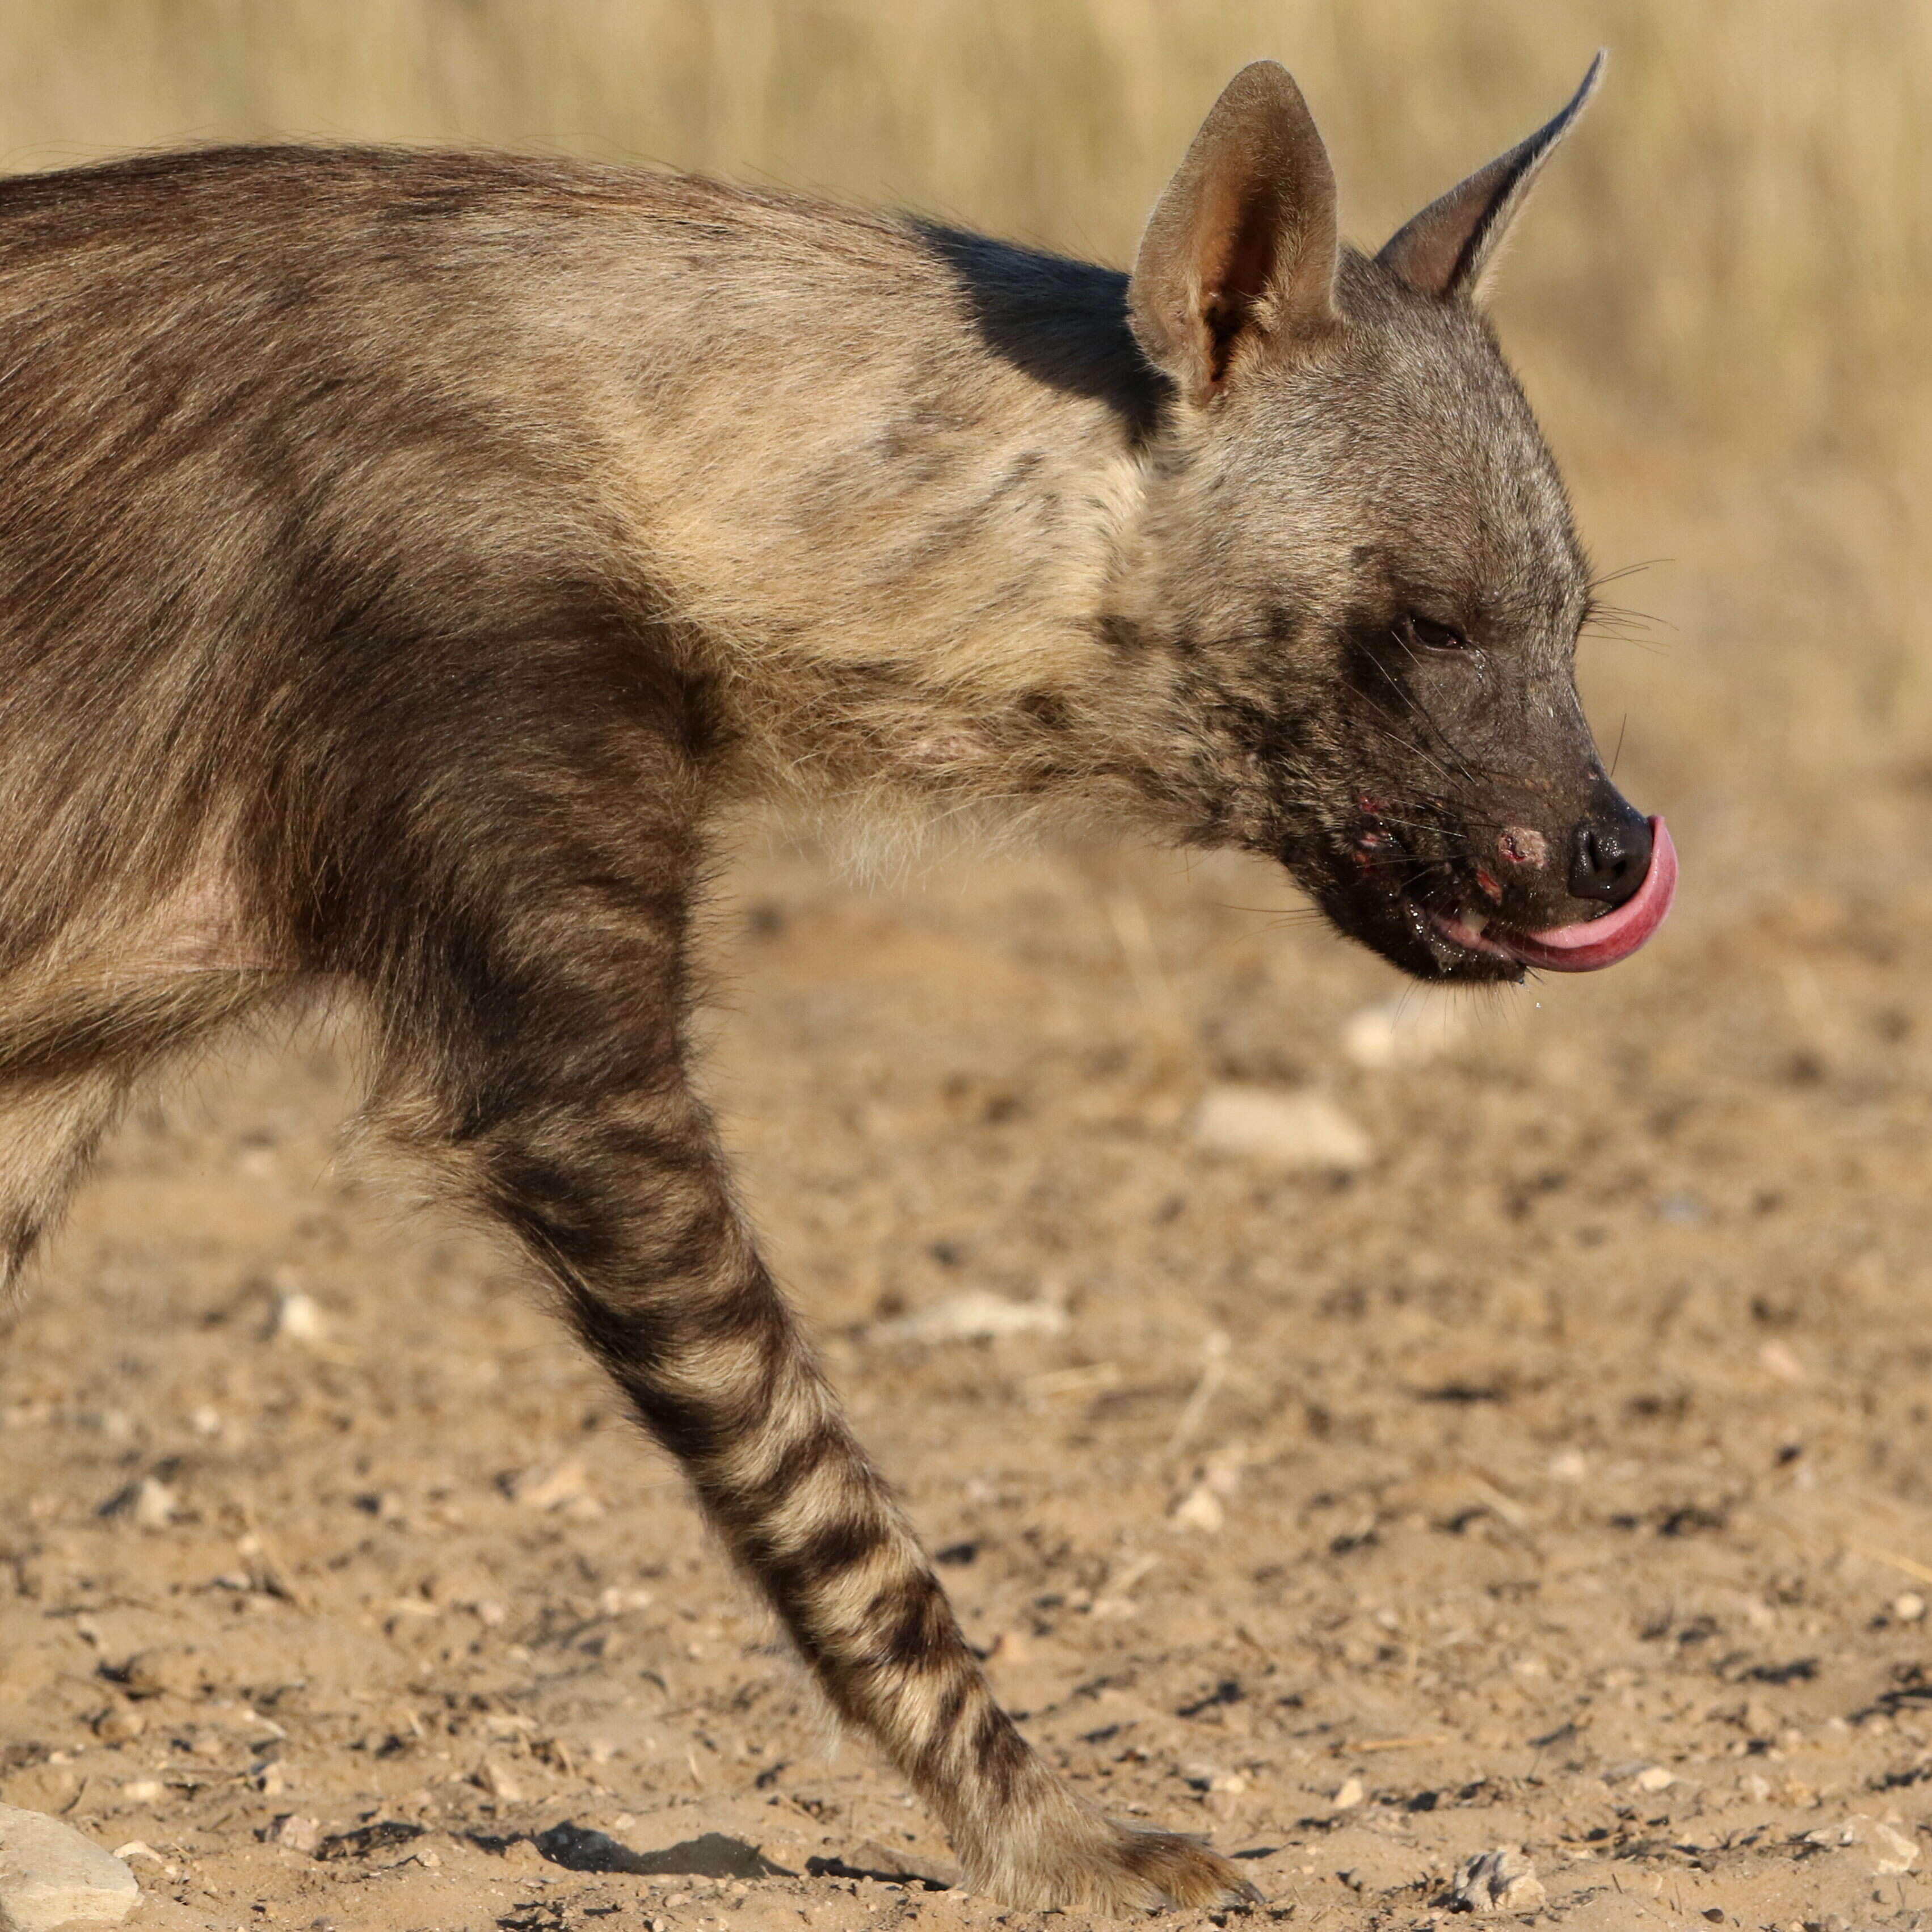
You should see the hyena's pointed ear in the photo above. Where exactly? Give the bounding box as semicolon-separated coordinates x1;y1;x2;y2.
1129;61;1340;406
1378;51;1605;302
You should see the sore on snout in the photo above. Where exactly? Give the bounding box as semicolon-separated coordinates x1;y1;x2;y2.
1497;826;1548;868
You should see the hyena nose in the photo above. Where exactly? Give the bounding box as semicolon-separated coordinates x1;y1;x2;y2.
1568;785;1653;906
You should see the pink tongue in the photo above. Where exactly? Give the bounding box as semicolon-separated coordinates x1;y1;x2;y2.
1502;818;1677;972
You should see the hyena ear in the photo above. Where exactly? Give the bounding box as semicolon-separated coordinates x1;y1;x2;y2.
1129;61;1340;406
1378;51;1606;302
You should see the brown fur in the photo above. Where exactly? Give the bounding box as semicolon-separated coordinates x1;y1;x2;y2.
0;60;1639;1909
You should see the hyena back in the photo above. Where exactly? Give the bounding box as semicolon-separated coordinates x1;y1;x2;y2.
0;57;1669;1909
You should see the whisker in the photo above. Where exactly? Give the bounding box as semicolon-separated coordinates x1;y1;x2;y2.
1357;673;1510;792
1588;557;1672;592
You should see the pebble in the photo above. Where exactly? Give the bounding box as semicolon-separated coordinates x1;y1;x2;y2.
130;1478;179;1531
869;1291;1067;1345
270;1289;329;1346
0;1805;140;1932
1170;1443;1245;1533
478;1757;526;1804
598;1585;655;1616
1331;1776;1365;1810
91;1706;144;1745
1895;1592;1927;1622
1193;1085;1371;1172
267;1815;323;1855
1341;994;1468;1070
1807;1815;1919;1874
1450;1845;1545;1914
120;1648;203;1701
1634;1765;1676;1792
502;1459;594;1512
95;1476;178;1529
1169;1481;1225;1533
1654;1190;1708;1226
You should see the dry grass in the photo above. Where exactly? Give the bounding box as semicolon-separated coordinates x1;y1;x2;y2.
0;1;1925;462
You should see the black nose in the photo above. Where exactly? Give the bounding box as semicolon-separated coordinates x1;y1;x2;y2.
1568;783;1652;906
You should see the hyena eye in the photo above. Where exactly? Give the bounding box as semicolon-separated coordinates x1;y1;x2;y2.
1401;614;1470;653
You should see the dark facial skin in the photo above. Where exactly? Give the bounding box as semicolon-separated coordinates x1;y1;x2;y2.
1141;256;1655;986
1306;593;1635;984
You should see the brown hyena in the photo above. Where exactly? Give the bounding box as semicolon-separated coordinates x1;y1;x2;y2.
0;55;1672;1909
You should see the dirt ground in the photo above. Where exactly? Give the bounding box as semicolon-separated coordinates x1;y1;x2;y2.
6;468;1932;1932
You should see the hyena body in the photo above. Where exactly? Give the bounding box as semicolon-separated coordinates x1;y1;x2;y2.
0;61;1670;1909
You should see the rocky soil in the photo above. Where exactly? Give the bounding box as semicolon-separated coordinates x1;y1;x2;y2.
4;473;1932;1932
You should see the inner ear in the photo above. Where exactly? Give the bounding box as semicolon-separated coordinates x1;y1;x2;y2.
1378;52;1604;302
1201;183;1291;385
1129;61;1339;406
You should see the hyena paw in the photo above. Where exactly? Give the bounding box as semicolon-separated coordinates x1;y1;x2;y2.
976;1814;1260;1912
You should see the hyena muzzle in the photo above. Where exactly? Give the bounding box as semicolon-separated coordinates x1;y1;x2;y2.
0;53;1671;1911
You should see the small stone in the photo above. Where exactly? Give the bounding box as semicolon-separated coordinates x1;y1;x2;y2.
1169;1480;1225;1533
869;1291;1067;1345
0;1804;140;1931
1817;1815;1920;1874
500;1460;592;1512
1331;1776;1365;1810
1655;1191;1708;1226
130;1478;178;1531
115;1782;165;1807
1634;1764;1676;1792
478;1757;525;1805
267;1815;323;1856
1194;1085;1371;1173
1895;1592;1926;1623
269;1288;329;1346
119;1648;202;1701
597;1585;654;1616
1451;1845;1545;1915
1341;994;1468;1070
985;1629;1030;1666
91;1706;144;1745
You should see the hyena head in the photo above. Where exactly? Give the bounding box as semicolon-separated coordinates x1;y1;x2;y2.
1117;54;1674;982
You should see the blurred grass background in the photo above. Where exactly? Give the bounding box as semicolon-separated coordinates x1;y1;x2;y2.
1;1;1927;850
4;1;1926;462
